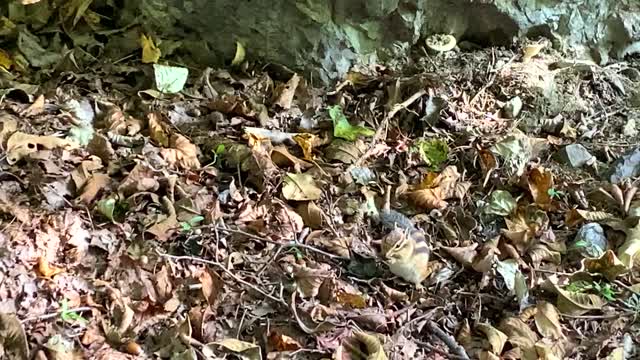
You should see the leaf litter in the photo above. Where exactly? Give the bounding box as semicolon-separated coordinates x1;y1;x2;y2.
0;6;640;360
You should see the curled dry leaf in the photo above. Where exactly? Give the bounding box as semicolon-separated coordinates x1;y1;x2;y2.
212;338;261;360
498;317;539;351
0;112;18;147
525;167;554;209
104;107;143;136
6;132;78;164
295;201;323;229
271;145;312;171
273;73;301;109
293;262;333;298
522;42;545;62
293;133;323;161
37;256;64;277
534;302;564;340
616;221;640;268
146;197;179;241
580;250;628;281
198;269;223;308
477;323;508;355
409;165;470;210
565;209;617;228
554;284;607;316
77;173;110;204
148;112;200;169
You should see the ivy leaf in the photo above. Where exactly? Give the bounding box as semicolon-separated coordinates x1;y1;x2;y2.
328;106;374;141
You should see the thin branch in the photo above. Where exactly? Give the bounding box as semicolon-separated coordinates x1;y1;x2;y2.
424;320;470;360
158;251;287;306
21;307;93;323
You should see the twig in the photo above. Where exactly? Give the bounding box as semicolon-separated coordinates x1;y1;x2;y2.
353;89;427;168
158;251;287;306
559;312;634;320
21;307;93;323
415;340;469;360
424;320;470;360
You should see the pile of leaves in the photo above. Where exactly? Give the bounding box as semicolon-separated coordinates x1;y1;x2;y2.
1;2;640;360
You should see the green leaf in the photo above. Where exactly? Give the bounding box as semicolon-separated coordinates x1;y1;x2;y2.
415;138;449;168
328;105;374;141
215;144;226;155
188;215;205;226
96;198;116;221
153;64;189;94
486;190;517;216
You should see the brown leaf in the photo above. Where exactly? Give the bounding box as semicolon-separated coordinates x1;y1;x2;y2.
198;269;223;308
282;172;322;201
117;163;159;197
271;145;312;171
409;166;466;210
296;201;323;229
293;133;323;161
77;173;110;204
0;112;18;146
352;331;388;360
555;285;607;316
580;250;628;281
37;256;64;277
336;290;367;309
274;73;300;109
499;317;538;350
477;323;508;354
534;302;564;340
293;262;332;298
307;231;351;258
441;244;479;267
160;133;201;169
21;94;45;117
525;167;554;209
0;191;31;224
268;331;302;352
146;197;178;241
154;266;172;302
148;112;170;147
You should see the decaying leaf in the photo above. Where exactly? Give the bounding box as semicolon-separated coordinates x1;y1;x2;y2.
409;166;470;210
486;190;517;216
351;331;388;360
554;285;607;316
274;73;300;109
140;33;161;64
477;323;508;354
6;132;78;164
213;338;261;360
525;167;554;209
282;172;322;201
293;133;322;161
617;221;640;268
580;250;628;281
293;262;332;298
522;42;545;62
534;302;564;340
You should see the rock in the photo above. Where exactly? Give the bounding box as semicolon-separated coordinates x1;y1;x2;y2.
609;147;640;184
502;96;523;119
572;223;607;258
623;118;638;137
556;144;595;168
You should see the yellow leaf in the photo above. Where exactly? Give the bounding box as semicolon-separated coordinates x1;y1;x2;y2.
0;49;12;70
580;250;628;281
140;33;161;64
231;41;246;66
353;331;388;360
37;256;64;278
213;338;261;360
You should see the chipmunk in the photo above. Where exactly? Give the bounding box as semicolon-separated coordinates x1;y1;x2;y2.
378;186;431;287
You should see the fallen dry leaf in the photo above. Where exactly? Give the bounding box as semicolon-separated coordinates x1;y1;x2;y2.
534;302;564;340
282;172;322;201
525;167;554;209
273;73;300;109
6;132;78;164
37;256;64;277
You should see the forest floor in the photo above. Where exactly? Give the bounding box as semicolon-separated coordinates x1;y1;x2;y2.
1;31;640;360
